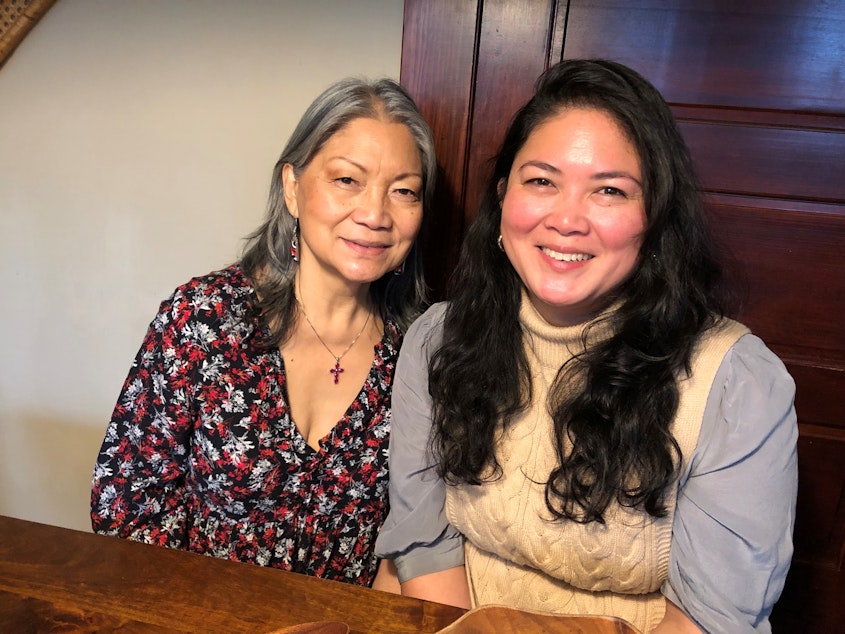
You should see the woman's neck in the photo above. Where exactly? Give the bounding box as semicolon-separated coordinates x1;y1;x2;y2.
293;269;374;341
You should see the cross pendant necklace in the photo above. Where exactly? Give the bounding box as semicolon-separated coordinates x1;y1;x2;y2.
300;303;372;384
329;358;344;383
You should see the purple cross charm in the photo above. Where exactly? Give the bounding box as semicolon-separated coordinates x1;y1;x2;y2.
330;359;344;384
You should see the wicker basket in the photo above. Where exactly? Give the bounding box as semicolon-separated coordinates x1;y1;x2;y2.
0;0;58;68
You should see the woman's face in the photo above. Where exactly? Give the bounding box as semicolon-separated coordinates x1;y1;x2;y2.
283;116;423;289
499;107;646;326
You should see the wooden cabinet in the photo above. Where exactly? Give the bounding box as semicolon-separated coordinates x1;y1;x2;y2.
401;1;845;630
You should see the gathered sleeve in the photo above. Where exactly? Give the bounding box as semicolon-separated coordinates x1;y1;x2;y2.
664;334;798;633
374;303;465;583
90;287;203;548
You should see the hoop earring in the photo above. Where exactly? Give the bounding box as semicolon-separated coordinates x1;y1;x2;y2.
497;235;504;252
290;218;299;262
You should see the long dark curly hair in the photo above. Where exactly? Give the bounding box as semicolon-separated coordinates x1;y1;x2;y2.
429;59;732;523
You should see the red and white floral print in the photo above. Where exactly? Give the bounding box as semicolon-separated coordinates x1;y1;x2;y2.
91;266;398;587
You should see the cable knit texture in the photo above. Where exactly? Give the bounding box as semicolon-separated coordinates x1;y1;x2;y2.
445;295;749;632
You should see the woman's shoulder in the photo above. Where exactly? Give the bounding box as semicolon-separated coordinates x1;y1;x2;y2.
706;317;792;385
154;264;257;334
170;264;253;302
405;301;449;345
418;301;449;327
699;317;795;413
692;326;796;466
724;329;795;396
693;317;794;382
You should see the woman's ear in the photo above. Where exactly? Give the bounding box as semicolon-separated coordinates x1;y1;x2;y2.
282;163;299;218
497;177;507;203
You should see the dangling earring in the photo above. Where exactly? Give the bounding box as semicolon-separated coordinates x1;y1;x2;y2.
290;218;299;262
393;261;405;276
497;235;504;251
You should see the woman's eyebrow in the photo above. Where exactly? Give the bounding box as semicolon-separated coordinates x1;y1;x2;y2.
327;155;366;171
328;156;422;181
517;160;561;173
592;171;643;186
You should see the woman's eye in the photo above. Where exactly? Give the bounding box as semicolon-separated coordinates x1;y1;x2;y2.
394;188;420;201
527;177;553;187
336;176;356;186
598;186;626;197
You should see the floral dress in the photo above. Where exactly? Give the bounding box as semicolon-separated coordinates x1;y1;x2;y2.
91;265;399;586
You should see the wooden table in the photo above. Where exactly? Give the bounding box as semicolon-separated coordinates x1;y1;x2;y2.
0;515;466;633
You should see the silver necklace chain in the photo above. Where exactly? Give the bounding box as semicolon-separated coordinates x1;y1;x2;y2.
300;303;372;384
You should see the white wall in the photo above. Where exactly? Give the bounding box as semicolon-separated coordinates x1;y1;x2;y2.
0;0;404;532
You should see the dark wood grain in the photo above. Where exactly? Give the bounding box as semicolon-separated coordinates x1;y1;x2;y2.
0;588;182;633
705;195;845;363
683;121;845;202
773;560;845;634
0;516;465;634
400;0;479;297
463;0;556;225
793;425;845;569
563;0;845;113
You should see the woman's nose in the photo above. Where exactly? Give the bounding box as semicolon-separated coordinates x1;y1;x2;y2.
352;188;392;229
545;193;589;234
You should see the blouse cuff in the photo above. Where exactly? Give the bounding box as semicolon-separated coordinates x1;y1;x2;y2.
392;534;465;584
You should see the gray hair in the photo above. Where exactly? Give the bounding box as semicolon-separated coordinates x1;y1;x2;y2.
241;77;436;345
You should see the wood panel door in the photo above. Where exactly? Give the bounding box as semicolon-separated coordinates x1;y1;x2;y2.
401;1;845;631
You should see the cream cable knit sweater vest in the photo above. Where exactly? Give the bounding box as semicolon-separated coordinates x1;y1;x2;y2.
445;298;749;633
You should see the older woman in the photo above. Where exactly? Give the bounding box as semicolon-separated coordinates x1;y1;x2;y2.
91;77;435;589
376;60;797;632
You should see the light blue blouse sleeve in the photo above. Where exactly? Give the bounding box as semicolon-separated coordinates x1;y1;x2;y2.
663;334;798;633
374;303;465;583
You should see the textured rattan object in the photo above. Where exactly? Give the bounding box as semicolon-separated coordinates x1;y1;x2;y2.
0;0;58;68
436;605;643;634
